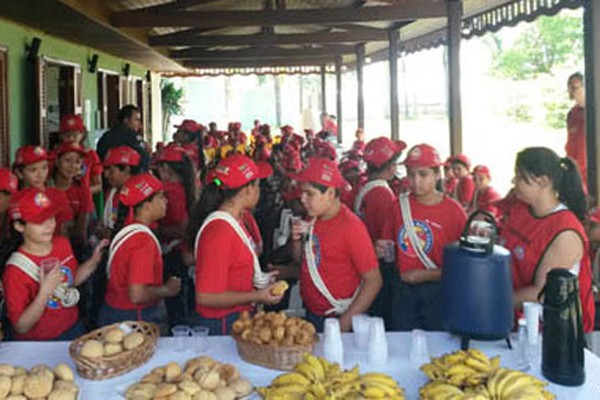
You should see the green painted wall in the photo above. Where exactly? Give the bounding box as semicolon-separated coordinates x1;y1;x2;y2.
0;16;149;160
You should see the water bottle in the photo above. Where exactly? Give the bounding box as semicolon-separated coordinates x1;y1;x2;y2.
516;318;530;371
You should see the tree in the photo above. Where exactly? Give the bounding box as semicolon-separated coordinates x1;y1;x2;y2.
161;79;184;141
489;14;583;80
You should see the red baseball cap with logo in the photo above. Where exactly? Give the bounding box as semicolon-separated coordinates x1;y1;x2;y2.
364;137;406;168
14;145;49;167
59;114;86;134
155;145;187;163
472;165;491;179
104;146;141;166
452;154;471;169
0;168;18;194
119;173;163;207
403;144;444;168
316;140;337;161
9;188;59;224
54;143;86;158
174;119;201;133
293;157;346;189
339;159;360;175
211;154;272;189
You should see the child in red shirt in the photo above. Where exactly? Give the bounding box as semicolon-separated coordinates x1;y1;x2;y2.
2;188;106;340
451;154;475;208
469;165;501;217
291;157;382;332
190;155;282;335
59;115;103;195
381;144;467;331
443;157;458;196
99;173;181;326
13;145;73;236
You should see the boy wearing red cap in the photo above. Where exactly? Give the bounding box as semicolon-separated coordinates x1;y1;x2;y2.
291;157;382;332
13;145;73;236
381;144;467;331
190;155;282;335
339;159;363;210
470;165;501;217
451;154;475;208
443;157;458;196
100;173;181;326
59;114;103;195
2;189;107;340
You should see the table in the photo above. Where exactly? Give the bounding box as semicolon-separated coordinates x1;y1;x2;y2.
2;332;599;399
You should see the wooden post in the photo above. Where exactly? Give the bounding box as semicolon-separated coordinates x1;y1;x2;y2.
274;75;282;127
356;43;366;130
335;54;343;143
584;0;600;200
447;0;463;155
389;27;400;140
320;66;327;114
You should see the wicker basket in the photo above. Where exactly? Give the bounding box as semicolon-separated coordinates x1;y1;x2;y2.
69;321;159;380
232;333;317;371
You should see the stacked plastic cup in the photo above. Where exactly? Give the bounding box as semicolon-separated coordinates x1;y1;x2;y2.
323;318;344;365
351;314;371;352
171;325;191;352
367;317;388;367
409;329;429;366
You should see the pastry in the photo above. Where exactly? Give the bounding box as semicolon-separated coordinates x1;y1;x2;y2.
53;364;74;381
23;373;53;398
178;380;201;395
10;374;25;395
165;362;182;382
48;388;77;400
123;332;145;350
105;327;126;343
6;395;27;400
125;382;157;399
0;375;11;398
168;391;192;400
192;391;217;400
197;370;220;391
155;383;178;397
228;377;253;397
80;340;104;358
104;343;123;356
53;380;79;394
0;364;15;377
213;386;235;400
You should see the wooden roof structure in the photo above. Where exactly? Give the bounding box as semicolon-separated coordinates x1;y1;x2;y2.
0;0;585;75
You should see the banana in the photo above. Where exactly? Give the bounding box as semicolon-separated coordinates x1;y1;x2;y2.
304;353;326;380
464;356;492;373
360;372;400;387
257;383;306;396
501;371;547;398
490;355;501;371
270;372;311;387
293;361;318;382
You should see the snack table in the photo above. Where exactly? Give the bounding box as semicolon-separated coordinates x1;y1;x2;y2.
2;332;599;399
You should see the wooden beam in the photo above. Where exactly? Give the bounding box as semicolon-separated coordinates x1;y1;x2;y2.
171;45;355;60
184;57;333;68
148;27;226;46
447;0;463;155
584;0;600;198
321;66;327;114
129;0;221;13
356;43;365;130
150;30;387;47
111;2;447;28
335;54;343;143
389;27;400;140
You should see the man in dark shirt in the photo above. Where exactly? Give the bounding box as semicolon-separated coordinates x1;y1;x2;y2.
97;105;149;170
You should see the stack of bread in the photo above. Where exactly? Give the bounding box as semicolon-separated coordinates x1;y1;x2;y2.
0;363;78;400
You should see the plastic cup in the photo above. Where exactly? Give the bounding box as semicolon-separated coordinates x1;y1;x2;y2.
291;216;309;240
382;240;396;263
367;317;388;366
351;314;371;351
409;329;429;365
323;318;344;365
171;325;191;352
191;326;209;353
523;301;541;345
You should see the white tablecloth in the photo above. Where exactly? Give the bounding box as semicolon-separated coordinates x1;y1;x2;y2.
2;332;599;399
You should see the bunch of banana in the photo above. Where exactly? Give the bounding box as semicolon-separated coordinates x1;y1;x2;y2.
486;368;555;400
257;353;405;399
420;381;489;399
421;349;500;389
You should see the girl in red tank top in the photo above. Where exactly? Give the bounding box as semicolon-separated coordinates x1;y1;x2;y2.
499;147;595;333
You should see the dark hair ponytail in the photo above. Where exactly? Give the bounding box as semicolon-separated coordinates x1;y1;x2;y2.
516;147;586;221
160;155;197;217
0;223;24;275
113;193;158;234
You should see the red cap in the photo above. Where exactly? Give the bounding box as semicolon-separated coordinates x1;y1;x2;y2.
403;144;443;168
59;114;86;134
364;137;406;168
316;141;337;161
281;125;294;134
119;173;163;207
9;188;59;224
472;165;491;179
0;168;18;194
231;122;242;130
212;155;272;189
104;146;141;166
256;161;274;178
293;157;346;189
14;145;49;167
452;154;471;169
339;159;360;174
174;119;201;133
156;145;187;163
54;143;86;158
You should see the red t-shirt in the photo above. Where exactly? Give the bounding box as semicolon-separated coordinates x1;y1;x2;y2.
340;182;359;211
357;184;396;242
64;183;94;218
161;182;188;227
3;236;79;340
455;176;475;207
81;148;103;188
566;105;587;185
195;219;254;319
382;195;467;273
242;210;262;256
500;201;595;332
105;226;163;310
45;188;74;235
469;186;502;217
300;205;378;316
444;177;458;196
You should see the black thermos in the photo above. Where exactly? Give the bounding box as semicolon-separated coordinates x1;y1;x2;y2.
541;269;585;386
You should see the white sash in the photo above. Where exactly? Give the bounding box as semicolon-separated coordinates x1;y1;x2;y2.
7;253;80;308
194;211;272;289
304;221;359;315
399;193;439;270
103;188;117;229
353;179;392;215
107;224;161;279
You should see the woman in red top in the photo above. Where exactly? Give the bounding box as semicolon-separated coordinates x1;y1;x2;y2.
291;158;382;332
189;155;283;335
58;115;103;195
469;165;501;217
451;154;475;208
499;147;595;333
99;173;181;326
2;188;106;340
381;144;467;331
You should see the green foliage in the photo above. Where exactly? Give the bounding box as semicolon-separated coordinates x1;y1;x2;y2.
161;79;184;140
490;15;583;80
506;103;533;123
